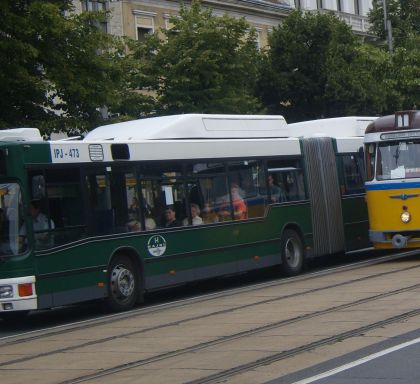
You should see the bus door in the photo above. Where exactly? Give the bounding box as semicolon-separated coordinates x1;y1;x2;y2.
302;137;345;256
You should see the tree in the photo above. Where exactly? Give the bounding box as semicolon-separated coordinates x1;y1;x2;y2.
368;0;420;48
368;0;420;110
128;0;262;115
257;11;391;122
390;41;420;110
0;0;127;134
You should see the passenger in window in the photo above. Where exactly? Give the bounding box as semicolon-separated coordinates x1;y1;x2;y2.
144;206;157;231
128;197;140;220
19;200;55;247
201;202;219;224
217;183;248;221
127;204;156;232
231;183;248;220
163;206;181;228
240;177;255;198
183;203;203;226
268;174;286;203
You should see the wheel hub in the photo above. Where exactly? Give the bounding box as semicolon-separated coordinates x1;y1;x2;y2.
285;238;301;268
111;264;135;300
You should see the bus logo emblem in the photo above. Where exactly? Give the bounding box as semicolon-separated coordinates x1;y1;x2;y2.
147;235;167;256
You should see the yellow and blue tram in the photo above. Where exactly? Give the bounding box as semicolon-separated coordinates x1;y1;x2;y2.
365;110;420;249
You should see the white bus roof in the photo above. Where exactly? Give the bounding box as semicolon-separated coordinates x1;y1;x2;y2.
84;114;289;141
288;116;378;138
0;128;43;142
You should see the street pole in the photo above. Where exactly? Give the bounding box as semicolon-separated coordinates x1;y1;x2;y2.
382;0;393;53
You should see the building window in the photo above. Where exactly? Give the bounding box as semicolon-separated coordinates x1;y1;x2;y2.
134;12;155;41
339;0;355;13
82;1;106;12
322;0;338;10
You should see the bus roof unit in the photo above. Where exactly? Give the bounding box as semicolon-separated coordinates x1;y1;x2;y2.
84;114;289;141
0;128;43;142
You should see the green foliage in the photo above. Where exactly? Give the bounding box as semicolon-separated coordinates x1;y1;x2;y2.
369;0;420;48
0;0;127;134
128;0;261;115
368;1;420;110
391;37;420;109
257;11;391;122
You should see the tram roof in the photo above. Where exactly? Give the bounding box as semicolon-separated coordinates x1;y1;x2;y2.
84;114;289;141
365;110;420;134
288;116;377;138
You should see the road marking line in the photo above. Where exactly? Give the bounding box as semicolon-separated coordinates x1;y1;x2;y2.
291;337;420;384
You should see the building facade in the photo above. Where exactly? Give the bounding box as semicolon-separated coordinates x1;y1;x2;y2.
75;1;373;47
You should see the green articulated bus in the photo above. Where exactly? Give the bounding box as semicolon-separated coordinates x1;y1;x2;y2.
0;114;376;316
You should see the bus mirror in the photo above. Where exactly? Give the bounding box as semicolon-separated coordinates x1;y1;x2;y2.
368;144;375;154
32;175;45;199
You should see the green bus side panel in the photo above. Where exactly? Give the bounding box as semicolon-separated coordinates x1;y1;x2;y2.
34;202;312;304
341;195;370;251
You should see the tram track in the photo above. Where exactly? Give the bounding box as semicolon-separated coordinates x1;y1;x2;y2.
42;285;420;384
184;308;420;384
1;249;416;346
0;250;419;384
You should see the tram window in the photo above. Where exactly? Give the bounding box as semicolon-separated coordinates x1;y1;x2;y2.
376;141;420;180
365;144;375;181
341;154;364;195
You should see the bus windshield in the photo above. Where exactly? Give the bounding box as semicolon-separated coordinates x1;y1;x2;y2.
377;140;420;180
0;183;26;256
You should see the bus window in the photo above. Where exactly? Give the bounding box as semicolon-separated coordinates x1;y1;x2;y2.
228;160;267;219
140;163;186;228
341;154;364;195
0;183;26;255
267;159;306;202
44;168;86;246
186;162;230;223
86;172;113;235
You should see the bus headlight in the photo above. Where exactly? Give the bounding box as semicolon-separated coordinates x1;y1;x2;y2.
0;285;13;298
401;211;411;223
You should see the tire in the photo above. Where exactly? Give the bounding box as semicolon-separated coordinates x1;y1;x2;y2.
280;229;304;276
106;255;139;312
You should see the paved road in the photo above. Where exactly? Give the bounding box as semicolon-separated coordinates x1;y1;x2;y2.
272;329;420;384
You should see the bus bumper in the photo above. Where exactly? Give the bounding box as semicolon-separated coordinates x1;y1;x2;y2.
370;230;420;249
0;276;37;312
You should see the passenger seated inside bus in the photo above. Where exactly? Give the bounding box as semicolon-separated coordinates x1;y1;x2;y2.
183;203;203;226
127;205;157;232
128;197;140;220
217;183;248;221
163;205;181;228
268;174;287;203
201;202;219;224
19;200;55;248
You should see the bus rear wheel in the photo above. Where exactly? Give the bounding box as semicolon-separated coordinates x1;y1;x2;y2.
106;255;139;312
280;229;304;276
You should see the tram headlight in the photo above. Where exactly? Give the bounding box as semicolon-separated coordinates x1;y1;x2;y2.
401;211;411;223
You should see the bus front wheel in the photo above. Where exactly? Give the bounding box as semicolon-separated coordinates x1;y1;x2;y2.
280;229;304;276
106;255;139;312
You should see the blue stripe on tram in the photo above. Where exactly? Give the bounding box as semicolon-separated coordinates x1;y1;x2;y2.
365;182;420;191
